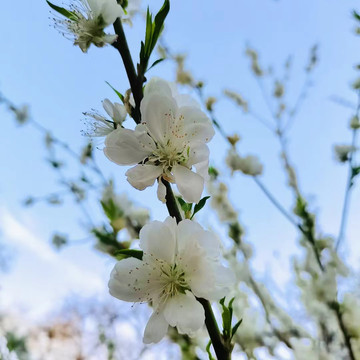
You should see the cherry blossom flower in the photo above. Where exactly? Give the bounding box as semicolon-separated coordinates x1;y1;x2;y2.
53;0;124;52
84;99;127;137
104;78;215;203
108;217;233;343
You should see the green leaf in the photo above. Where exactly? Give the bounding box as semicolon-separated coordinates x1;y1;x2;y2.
101;198;123;221
105;81;124;103
151;0;170;50
351;165;360;179
147;58;165;72
46;1;78;20
205;340;215;360
231;319;243;340
353;10;360;22
140;0;170;73
114;249;143;260
191;196;210;219
176;196;192;213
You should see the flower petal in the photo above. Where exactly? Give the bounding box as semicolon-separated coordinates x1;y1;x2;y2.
143;311;169;344
163;291;205;335
102;98;114;118
108;258;153;302
144;77;173;98
178;106;215;144
188;143;210;180
126;164;163;190
140;219;176;264
190;263;235;301
172;165;204;204
157;179;167;203
104;128;153;165
140;93;177;144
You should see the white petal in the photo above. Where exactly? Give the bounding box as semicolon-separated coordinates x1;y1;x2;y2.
188;143;210;179
98;0;125;25
177;219;203;252
126;164;163;190
175;94;201;108
172;165;204;204
139;220;176;264
144;77;173;98
102;98;114;118
163;292;205;335
157;179;167;203
108;258;153;302
104;128;153;165
179;106;215;144
140;93;177;144
190;262;235;301
113;103;127;123
143;311;169;344
193;229;221;259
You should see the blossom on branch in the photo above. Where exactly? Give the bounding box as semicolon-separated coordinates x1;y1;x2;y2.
104;78;215;203
51;0;124;52
83;99;127;137
108;217;233;343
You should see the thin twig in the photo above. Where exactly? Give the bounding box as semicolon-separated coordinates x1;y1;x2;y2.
336;91;360;251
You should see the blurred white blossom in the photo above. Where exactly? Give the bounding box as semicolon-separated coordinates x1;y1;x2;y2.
226;149;263;176
333;144;357;163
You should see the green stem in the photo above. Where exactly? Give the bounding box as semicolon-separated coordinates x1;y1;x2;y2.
336;91;360;251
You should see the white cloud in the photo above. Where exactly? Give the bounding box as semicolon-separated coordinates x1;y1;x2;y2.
0;207;105;316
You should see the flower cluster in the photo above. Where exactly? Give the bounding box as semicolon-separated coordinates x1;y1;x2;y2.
104;78;214;203
109;217;233;343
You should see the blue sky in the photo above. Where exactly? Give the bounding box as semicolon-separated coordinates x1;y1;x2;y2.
1;0;360;350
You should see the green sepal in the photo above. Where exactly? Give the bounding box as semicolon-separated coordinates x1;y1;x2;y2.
46;1;78;21
191;196;210;219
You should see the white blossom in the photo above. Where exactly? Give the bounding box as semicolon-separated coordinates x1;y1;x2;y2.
84;98;127;137
53;0;124;52
226;149;263;176
104;77;215;203
108;217;233;343
333;144;357;163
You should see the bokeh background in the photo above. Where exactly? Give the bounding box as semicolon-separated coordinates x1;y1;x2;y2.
1;0;359;358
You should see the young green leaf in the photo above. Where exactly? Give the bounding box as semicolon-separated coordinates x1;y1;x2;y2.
114;249;143;260
191;196;210;219
176;196;192;213
46;1;78;20
231;319;243;340
353;10;360;22
147;58;165;72
105;81;124;103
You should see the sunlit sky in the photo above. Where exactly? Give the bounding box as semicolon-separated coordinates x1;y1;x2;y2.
1;0;359;344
